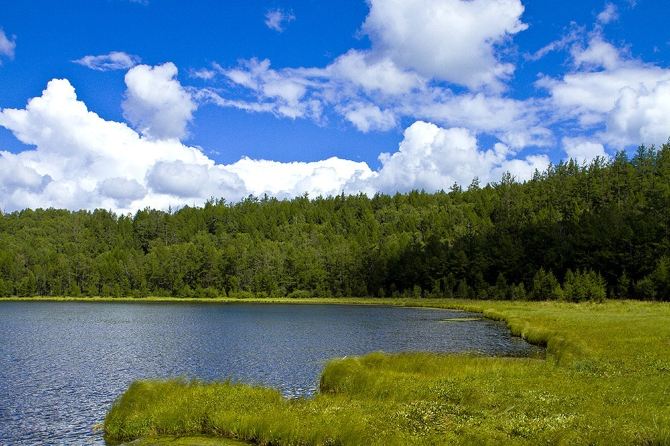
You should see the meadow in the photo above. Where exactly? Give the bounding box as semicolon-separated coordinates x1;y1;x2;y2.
103;299;670;445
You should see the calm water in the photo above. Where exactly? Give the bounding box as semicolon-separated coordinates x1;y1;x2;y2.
0;301;541;445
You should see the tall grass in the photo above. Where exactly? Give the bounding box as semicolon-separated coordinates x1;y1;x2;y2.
105;300;670;445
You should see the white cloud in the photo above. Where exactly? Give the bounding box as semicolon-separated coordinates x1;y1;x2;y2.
362;0;527;90
0;77;217;211
74;51;140;71
539;33;670;147
122;62;197;140
98;177;147;207
324;50;425;96
225;157;373;198
571;34;623;70
524;22;585;61
607;80;670;147
0;152;50;191
265;9;295;32
195;0;544;146
203;56;549;145
208;58;321;120
525;26;582;62
0;77;547;212
0;29;16;60
146;161;210;198
355;121;549;194
562;137;609;163
339;103;397;132
191;67;217;80
597;3;619;24
538;65;670;120
408;91;552;149
0;76;367;211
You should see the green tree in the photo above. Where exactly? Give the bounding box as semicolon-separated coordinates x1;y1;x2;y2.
531;268;562;300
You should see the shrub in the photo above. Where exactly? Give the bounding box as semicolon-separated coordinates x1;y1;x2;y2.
230;290;255;299
649;256;670;300
197;287;220;298
287;289;312;299
636;276;657;300
489;273;510;300
614;271;631;299
510;282;526;300
455;280;471;299
530;268;562;300
177;284;194;298
0;278;12;297
562;269;606;302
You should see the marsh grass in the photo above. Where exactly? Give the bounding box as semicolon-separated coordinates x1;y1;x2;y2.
104;299;670;445
118;436;248;445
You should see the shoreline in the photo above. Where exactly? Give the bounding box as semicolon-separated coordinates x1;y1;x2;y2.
4;297;668;443
103;299;670;445
2;296;654;353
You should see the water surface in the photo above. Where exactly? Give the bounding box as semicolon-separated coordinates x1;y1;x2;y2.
0;301;541;444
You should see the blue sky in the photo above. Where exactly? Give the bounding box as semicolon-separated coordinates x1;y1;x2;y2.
0;0;669;212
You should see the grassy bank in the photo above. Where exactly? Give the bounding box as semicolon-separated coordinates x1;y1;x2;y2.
103;299;669;445
119;437;247;446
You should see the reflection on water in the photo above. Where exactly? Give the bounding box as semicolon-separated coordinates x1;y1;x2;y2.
0;301;541;444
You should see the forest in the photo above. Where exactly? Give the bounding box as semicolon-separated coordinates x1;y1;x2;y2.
1;144;670;301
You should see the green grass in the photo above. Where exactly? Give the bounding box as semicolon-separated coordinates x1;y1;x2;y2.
117;436;248;445
100;300;669;444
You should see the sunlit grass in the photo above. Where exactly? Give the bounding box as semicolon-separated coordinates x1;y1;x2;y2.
100;300;669;444
117;436;248;445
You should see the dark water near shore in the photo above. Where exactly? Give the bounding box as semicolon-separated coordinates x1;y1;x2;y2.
0;301;541;445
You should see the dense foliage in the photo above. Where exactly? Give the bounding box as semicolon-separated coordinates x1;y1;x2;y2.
2;144;670;300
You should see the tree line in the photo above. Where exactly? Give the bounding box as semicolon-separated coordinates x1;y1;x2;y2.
1;144;670;301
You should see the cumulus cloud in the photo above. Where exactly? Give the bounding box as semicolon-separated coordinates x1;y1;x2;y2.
265;9;295;32
0;29;16;61
0;152;50;192
325;50;425;96
194;0;544;145
0;77;366;211
0;76;547;212
407;92;552;149
539;32;670;146
362;0;527;90
225;157;373;198
122;62;197;140
538;65;670;120
146;160;246;199
338;103;397;132
562;137;609;163
74;51;141;71
359;121;549;194
607;80;670;147
98;177;147;207
0;77;216;211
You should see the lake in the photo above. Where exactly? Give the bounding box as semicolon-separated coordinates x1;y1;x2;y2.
0;301;541;444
